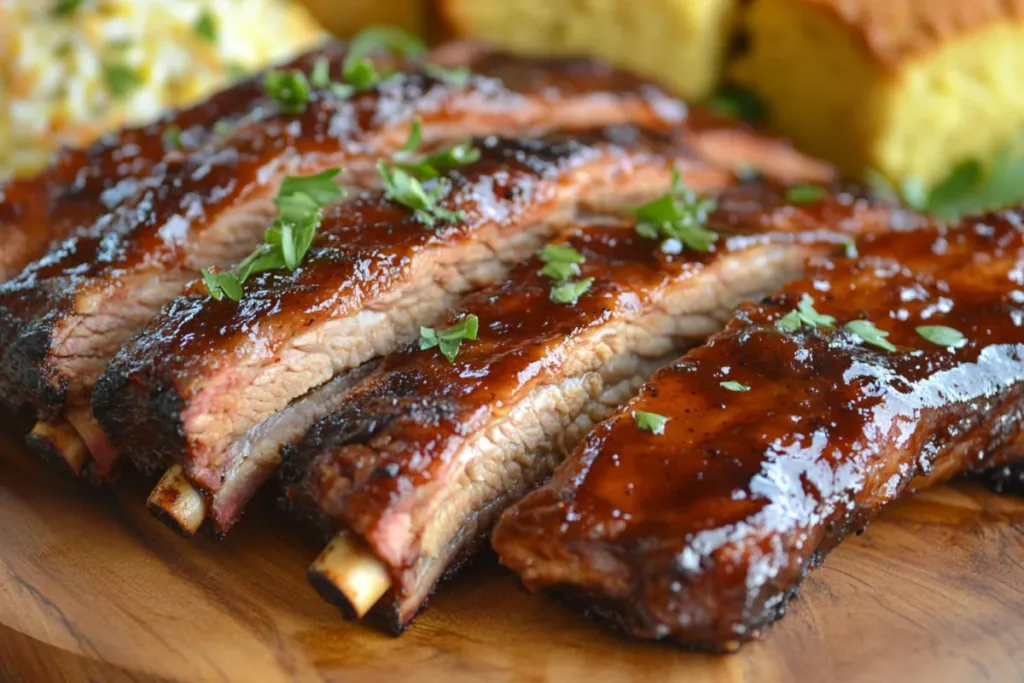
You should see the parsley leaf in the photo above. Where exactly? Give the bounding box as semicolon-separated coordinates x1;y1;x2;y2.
721;381;750;392
194;10;218;43
104;64;142;98
263;69;310;114
785;183;825;204
916;325;967;349
393;119;480;179
162;125;183;151
310;56;331;88
54;0;83;16
633;168;718;254
201;169;344;301
341;25;427;93
423;64;472;86
845;320;897;352
550;277;594;305
704;85;767;123
633;410;669;435
420;314;479;363
774;294;836;332
539;243;584;282
377;160;463;225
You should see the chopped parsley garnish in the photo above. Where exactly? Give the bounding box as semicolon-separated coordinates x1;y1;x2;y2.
377;160;463;226
704;85;767;123
263;69;311;114
54;0;83;16
550;277;594;305
162;125;183;151
103;64;142;98
212;120;236;136
423;64;472;86
392;120;481;179
774;294;836;332
845;320;897;352
201;169;344;302
633;169;718;254
785;183;826;204
341;26;427;93
721;381;750;392
420;314;479;363
193;10;218;43
633;410;669;435
310;56;331;88
539;243;584;282
916;325;967;349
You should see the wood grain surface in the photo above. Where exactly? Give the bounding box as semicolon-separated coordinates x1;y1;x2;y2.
1;425;1023;683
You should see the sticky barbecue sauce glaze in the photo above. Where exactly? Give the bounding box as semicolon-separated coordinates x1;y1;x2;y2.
493;211;1024;650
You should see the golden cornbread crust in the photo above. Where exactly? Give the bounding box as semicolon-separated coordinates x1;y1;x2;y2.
795;0;1024;67
437;0;739;99
734;0;1024;185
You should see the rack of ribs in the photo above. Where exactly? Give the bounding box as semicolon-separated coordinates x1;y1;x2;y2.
1;48;730;479
492;210;1024;651
94;126;730;536
275;180;912;630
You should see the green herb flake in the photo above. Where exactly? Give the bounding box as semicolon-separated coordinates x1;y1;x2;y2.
704;85;767;123
193;10;218;43
201;168;344;302
916;325;967;349
538;243;584;282
310;56;331;88
263;69;311;114
212;120;236;137
721;381;750;392
393;118;480;179
162;125;184;151
633;168;718;254
423;63;472;86
785;183;826;204
550;277;594;305
377;160;463;225
54;0;83;16
633;410;669;435
774;294;836;332
419;314;480;363
341;25;426;92
845;319;897;352
103;64;142;98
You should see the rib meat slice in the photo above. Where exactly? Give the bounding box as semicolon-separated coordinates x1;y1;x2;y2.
0;52;695;454
0;43;351;284
277;182;906;630
95;126;734;531
492;211;1024;651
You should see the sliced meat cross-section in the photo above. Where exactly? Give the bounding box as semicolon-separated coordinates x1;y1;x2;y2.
493;211;1024;651
278;181;908;630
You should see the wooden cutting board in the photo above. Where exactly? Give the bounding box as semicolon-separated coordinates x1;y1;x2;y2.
2;428;1023;683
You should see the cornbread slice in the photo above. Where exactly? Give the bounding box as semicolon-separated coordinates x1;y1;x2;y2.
438;0;739;99
732;0;1024;185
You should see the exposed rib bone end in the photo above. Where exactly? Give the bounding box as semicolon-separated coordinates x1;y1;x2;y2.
147;465;208;537
308;534;392;619
26;420;89;477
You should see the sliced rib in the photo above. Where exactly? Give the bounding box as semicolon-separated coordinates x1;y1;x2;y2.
0;43;351;284
0;52;690;456
492;211;1024;651
95;126;733;532
278;182;907;630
